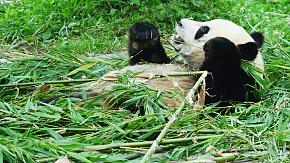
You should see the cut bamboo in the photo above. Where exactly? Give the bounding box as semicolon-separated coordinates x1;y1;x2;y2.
140;71;208;163
78;135;219;151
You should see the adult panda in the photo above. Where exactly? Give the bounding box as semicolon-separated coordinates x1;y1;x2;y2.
170;19;265;105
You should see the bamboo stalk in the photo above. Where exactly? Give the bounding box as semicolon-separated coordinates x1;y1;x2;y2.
0;78;98;87
130;128;226;134
175;153;238;163
0;71;205;88
36;157;57;163
215;153;238;162
10;127;226;134
186;71;208;104
76;135;219;151
140;71;208;163
165;71;205;76
140;102;185;163
133;71;205;79
9;127;98;132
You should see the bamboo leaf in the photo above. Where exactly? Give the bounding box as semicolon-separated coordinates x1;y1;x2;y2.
0;127;22;138
0;148;3;163
105;121;125;133
67;152;92;163
67;62;97;76
40;102;64;113
31;112;61;120
46;128;64;140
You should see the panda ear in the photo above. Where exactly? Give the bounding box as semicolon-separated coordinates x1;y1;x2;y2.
250;32;264;48
237;42;258;61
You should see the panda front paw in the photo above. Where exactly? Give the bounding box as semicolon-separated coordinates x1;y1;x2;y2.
203;37;238;59
129;22;160;41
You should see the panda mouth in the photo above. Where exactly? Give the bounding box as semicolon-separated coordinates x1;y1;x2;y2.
169;33;185;52
173;34;185;44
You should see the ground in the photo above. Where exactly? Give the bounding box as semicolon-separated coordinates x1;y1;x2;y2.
0;0;289;162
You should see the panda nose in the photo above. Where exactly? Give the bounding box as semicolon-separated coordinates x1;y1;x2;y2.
177;20;183;27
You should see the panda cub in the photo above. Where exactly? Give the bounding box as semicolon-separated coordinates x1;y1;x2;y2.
170;19;265;104
127;22;171;65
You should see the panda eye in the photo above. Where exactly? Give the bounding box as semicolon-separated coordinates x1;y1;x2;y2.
195;26;210;40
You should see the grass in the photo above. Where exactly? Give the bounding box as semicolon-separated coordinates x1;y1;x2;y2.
0;0;289;162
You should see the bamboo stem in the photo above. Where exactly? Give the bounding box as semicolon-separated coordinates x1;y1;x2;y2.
215;153;238;162
140;102;185;163
0;71;205;88
36;157;57;163
10;127;226;134
9;127;99;132
77;135;219;151
178;153;238;163
140;71;208;163
0;78;98;87
132;71;205;79
165;71;205;76
186;71;208;104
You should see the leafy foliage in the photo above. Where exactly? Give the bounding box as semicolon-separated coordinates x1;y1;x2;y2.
0;0;289;162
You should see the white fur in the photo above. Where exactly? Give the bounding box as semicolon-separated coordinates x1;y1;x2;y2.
170;19;264;71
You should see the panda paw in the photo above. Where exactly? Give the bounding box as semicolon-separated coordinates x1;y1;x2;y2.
129;22;160;41
203;37;238;59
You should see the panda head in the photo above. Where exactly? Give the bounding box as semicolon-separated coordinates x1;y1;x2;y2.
170;19;264;70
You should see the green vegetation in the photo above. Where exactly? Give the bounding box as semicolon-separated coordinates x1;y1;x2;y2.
0;0;289;162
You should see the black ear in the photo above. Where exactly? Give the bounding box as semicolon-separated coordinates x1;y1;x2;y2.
237;42;258;61
250;32;264;48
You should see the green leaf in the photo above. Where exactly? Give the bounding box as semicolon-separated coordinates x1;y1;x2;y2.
105;121;125;133
32;112;61;120
41;31;51;40
0;149;3;163
67;62;98;76
46;128;64;140
0;127;22;138
40;102;64;113
67;152;92;163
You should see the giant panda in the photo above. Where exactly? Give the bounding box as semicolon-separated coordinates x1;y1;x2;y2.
170;19;264;70
170;19;265;104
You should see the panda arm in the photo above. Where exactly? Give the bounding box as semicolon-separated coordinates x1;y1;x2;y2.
200;37;245;104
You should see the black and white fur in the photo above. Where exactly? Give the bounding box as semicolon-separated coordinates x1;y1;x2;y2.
170;19;264;104
170;19;264;71
127;22;171;65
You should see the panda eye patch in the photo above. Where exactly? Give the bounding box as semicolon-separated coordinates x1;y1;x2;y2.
194;26;210;40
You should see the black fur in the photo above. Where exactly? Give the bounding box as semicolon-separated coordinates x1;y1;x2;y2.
237;32;264;61
250;32;264;48
200;37;246;104
128;22;171;65
194;26;210;40
237;42;258;61
200;37;262;105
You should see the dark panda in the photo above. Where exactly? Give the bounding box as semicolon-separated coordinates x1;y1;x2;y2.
127;22;171;65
